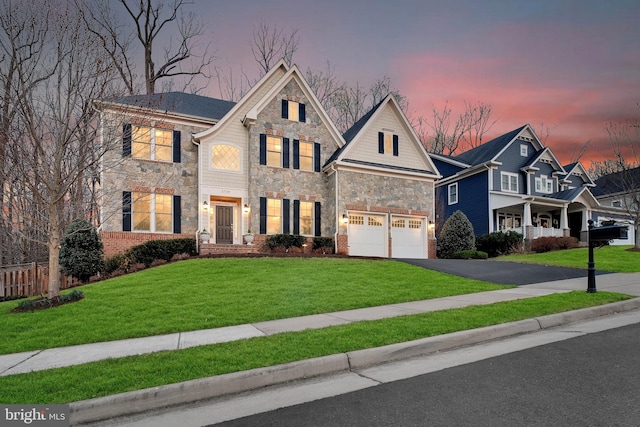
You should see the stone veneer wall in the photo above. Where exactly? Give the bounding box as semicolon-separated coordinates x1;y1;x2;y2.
246;79;337;238
101;113;207;237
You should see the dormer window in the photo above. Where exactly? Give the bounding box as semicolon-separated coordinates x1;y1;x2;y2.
535;175;553;194
520;144;528;157
378;132;399;156
282;99;306;122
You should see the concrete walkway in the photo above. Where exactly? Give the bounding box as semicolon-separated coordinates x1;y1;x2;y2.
2;272;640;378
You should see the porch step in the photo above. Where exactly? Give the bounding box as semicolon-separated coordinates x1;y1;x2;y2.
200;243;261;256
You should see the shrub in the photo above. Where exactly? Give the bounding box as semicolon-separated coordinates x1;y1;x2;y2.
59;219;104;282
452;250;488;259
265;234;305;251
531;236;579;253
313;237;334;250
124;238;196;267
438;210;476;258
476;231;524;257
104;254;125;275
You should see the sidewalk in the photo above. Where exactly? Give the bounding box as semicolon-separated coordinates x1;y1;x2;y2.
2;272;640;377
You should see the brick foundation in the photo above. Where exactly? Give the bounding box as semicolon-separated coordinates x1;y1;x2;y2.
101;231;195;258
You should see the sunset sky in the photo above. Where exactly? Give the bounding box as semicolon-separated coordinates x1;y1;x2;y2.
193;0;639;166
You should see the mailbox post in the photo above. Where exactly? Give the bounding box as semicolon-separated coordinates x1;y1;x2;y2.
587;220;596;293
586;220;629;293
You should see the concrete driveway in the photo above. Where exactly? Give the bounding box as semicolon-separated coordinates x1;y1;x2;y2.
400;258;608;286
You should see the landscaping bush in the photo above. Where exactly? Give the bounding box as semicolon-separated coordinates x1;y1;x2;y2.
124;238;197;267
438;210;476;258
530;236;579;253
312;237;334;253
452;250;488;259
265;234;305;251
103;254;125;275
59;219;104;282
476;230;524;257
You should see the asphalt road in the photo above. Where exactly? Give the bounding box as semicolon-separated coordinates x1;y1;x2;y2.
400;258;604;285
216;322;640;427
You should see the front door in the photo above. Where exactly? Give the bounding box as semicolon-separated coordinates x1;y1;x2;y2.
216;206;234;244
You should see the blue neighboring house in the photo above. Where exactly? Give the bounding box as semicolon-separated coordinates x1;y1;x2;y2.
430;124;623;245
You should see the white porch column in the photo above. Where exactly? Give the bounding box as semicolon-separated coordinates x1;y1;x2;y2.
523;202;532;226
560;204;568;229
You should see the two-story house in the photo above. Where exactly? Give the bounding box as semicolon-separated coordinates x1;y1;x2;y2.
431;124;617;246
96;61;440;259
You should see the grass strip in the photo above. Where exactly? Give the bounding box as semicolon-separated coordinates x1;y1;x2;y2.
0;258;508;354
501;245;640;273
0;291;629;404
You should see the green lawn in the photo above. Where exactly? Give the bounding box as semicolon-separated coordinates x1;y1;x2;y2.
0;290;628;404
500;245;640;273
0;258;509;354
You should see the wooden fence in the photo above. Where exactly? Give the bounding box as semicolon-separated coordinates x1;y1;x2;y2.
0;263;78;298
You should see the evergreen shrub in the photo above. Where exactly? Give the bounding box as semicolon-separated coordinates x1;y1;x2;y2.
59;219;104;282
438;210;476;258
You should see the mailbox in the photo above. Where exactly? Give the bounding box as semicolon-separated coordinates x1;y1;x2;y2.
590;224;628;241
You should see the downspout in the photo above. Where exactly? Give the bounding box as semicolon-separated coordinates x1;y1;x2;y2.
192;133;201;254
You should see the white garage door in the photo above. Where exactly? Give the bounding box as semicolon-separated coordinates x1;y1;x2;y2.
391;216;426;258
348;214;386;257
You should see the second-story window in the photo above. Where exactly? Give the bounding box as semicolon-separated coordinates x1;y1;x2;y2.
123;124;180;163
501;172;519;193
282;99;306;122
212;144;241;171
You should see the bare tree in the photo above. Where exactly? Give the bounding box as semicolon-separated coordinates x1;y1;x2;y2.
1;0;120;295
590;114;640;249
463;101;498;150
305;61;344;113
251;19;299;77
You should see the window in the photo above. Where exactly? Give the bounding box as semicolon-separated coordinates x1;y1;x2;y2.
267;136;282;167
501;172;519;193
350;215;364;225
212;144;241;171
378;132;399;156
267;198;281;234
299;201;313;235
132;192;173;232
448;183;458;205
131;126;172;162
612;200;622;208
282;99;306;122
409;220;422;229
368;216;383;226
498;212;522;230
392;218;405;228
520;144;528;157
535;175;553;194
299;141;313;171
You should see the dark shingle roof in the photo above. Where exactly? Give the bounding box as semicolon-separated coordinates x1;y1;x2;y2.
454;125;527;166
107;92;236;121
547;187;587;202
592;166;640;197
325;98;386;165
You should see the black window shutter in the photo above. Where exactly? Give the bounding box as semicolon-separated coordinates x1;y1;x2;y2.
393;134;399;156
122;191;132;232
293;200;300;234
172;130;181;163
259;197;267;234
314;143;321;172
282;138;290;169
173;195;181;234
378;132;384;154
314;202;321;237
281;100;288;119
123;124;132;157
299;103;306;122
259;134;267;165
283;199;290;234
293;139;300;169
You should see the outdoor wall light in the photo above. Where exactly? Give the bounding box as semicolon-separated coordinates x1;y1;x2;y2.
342;213;349;224
428;220;435;229
243;204;250;214
202;200;208;210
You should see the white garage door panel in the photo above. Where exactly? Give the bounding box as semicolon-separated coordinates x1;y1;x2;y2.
348;214;386;257
392;217;426;258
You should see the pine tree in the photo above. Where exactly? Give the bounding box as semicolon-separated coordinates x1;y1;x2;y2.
438;210;476;258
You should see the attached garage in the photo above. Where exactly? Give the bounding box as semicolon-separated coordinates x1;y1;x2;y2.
391;216;427;258
347;213;387;257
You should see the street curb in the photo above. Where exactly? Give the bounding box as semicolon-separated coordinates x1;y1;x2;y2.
70;298;640;425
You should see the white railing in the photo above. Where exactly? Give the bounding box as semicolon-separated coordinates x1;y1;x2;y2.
532;227;564;238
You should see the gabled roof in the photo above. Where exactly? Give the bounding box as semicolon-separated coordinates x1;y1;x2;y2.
454;124;544;166
562;162;595;186
523;147;566;175
325;94;440;178
592;166;640;197
97;92;236;122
